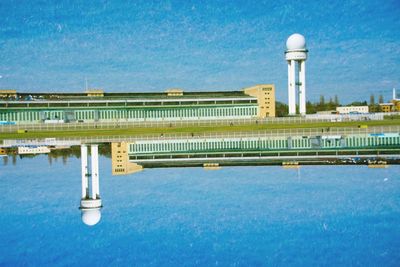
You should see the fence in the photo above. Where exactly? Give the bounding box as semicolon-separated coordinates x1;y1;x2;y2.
2;125;400;147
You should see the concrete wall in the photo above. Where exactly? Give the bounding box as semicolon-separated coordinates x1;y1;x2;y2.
244;84;276;118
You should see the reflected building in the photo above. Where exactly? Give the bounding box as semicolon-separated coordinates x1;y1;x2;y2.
18;146;51;155
80;144;102;226
109;132;400;174
111;142;143;175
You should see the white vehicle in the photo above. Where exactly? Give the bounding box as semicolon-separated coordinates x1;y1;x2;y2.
44;119;65;124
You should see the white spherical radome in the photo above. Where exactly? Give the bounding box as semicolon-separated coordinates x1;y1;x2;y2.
81;209;101;226
286;33;306;50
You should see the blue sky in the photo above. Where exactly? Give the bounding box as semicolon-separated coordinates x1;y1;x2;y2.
0;0;399;103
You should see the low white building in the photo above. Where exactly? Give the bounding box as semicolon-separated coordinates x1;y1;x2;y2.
18;146;51;155
336;106;369;114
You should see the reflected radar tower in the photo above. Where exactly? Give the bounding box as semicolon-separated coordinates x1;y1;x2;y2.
80;144;102;226
285;33;308;116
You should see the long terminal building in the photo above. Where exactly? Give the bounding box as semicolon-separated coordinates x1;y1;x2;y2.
0;85;275;124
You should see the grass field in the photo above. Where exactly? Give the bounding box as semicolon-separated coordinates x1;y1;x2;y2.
1;118;399;141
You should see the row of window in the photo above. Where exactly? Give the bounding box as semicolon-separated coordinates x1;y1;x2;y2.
98;106;256;120
346;136;400;147
130;136;400;153
131;139;289;153
0;111;65;121
0;106;258;122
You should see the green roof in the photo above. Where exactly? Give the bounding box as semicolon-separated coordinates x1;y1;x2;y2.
15;91;250;101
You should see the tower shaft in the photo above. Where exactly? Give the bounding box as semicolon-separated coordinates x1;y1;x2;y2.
288;60;296;115
91;145;99;199
285;56;307;116
299;60;306;115
80;144;100;200
81;145;88;198
80;144;102;226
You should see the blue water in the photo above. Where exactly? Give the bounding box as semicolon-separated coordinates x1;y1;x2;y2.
1;155;399;266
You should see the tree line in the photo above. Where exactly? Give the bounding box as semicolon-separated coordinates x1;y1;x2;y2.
275;94;386;116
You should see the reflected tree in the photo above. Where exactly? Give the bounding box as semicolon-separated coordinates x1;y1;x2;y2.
3;156;8;166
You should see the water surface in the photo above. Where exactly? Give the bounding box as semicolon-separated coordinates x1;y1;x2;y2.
1;155;399;266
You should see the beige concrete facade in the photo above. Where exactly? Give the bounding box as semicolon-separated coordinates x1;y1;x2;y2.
165;88;184;96
380;99;400;112
0;89;17;98
111;142;143;175
243;84;275;118
86;89;104;97
379;103;394;112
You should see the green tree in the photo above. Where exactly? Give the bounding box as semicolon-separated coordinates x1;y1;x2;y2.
370;94;375;105
348;101;368;106
319;95;325;106
369;94;375;112
327;97;336;110
306;101;316;114
334;95;339;106
378;94;384;104
275;101;288;117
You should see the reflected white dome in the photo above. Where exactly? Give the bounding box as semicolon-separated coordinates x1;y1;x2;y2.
286;33;306;50
81;209;101;226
